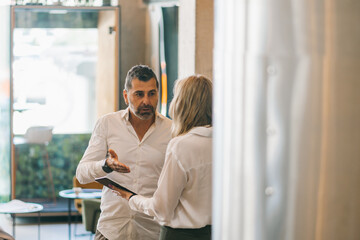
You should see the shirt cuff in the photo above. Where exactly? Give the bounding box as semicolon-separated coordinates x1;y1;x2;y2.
95;159;108;176
128;195;138;210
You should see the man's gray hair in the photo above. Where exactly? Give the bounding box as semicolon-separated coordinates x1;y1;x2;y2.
124;65;159;91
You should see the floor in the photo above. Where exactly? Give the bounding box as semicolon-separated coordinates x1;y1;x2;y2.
0;213;94;240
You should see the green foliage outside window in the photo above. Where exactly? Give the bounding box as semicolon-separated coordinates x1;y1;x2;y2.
14;133;91;201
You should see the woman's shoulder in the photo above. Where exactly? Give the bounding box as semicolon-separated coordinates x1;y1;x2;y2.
169;126;212;150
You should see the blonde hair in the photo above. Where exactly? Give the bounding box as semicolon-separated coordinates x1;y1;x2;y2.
169;75;212;137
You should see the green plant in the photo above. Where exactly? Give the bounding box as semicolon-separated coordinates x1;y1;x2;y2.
15;133;91;200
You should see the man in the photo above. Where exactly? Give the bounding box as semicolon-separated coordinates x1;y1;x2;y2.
76;65;172;240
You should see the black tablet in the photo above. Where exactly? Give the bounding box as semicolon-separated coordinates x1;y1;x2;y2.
95;177;137;195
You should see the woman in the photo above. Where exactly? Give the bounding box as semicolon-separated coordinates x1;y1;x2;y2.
115;75;213;240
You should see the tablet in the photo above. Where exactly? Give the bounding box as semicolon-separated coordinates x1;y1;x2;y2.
95;177;137;195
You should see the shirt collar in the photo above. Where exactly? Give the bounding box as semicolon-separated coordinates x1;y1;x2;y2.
188;126;212;137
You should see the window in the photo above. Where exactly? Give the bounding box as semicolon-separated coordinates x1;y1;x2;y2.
11;6;120;210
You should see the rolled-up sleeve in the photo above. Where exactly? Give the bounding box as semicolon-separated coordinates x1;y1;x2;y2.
76;116;109;184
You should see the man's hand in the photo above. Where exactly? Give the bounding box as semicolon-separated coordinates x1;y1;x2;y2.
112;187;134;201
106;149;130;173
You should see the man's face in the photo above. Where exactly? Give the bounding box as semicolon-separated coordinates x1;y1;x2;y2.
123;78;158;120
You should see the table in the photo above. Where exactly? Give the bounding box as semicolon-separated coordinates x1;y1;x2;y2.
0;199;43;240
59;189;102;240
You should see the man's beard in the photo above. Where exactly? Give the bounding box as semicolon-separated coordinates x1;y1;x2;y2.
132;104;155;120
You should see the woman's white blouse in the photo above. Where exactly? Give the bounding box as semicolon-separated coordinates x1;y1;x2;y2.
129;126;213;228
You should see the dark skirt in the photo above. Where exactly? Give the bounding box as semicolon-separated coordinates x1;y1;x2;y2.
159;225;212;240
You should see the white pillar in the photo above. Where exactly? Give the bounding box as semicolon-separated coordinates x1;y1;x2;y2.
213;0;360;239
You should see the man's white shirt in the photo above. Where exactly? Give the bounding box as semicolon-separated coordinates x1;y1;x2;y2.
76;109;172;240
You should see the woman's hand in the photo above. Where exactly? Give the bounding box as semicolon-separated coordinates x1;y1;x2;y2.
112;186;134;201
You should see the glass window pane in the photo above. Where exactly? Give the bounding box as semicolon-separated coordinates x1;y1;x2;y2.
10;8;119;206
13;28;97;134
